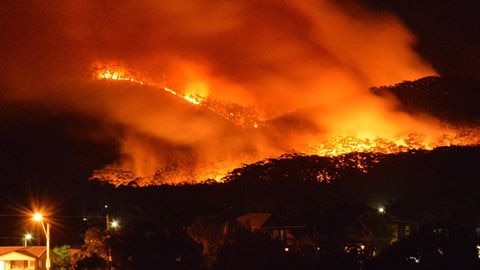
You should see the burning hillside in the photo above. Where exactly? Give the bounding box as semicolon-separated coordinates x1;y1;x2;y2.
92;62;262;128
89;62;480;186
2;1;480;186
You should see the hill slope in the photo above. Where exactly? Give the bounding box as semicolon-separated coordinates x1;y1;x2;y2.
372;76;480;124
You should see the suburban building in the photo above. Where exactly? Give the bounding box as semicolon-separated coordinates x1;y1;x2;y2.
0;246;46;270
236;213;306;247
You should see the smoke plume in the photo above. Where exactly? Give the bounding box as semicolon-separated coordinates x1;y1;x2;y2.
4;0;468;185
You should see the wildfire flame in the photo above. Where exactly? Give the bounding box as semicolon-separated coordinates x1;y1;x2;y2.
308;133;479;157
92;62;203;105
92;63;147;85
92;62;262;128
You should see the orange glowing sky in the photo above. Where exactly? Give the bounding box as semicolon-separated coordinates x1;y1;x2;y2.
1;1;479;186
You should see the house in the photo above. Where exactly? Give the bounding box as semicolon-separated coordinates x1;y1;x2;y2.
236;213;272;233
0;246;46;270
236;213;306;247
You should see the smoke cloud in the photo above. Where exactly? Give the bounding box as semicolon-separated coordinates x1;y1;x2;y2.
2;0;456;185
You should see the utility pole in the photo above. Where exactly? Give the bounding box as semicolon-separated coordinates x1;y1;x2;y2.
105;205;112;270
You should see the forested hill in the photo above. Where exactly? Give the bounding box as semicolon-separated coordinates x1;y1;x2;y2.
371;76;480;124
219;146;480;221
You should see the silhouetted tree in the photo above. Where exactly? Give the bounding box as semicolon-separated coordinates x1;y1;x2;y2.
187;216;226;268
52;245;71;270
73;254;107;270
71;227;108;270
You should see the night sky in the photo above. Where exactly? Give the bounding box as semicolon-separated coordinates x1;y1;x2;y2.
366;0;480;79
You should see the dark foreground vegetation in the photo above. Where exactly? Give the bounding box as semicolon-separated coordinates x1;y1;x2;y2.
33;146;480;270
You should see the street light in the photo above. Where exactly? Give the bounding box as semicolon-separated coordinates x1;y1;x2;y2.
32;212;50;270
24;233;32;247
110;219;119;230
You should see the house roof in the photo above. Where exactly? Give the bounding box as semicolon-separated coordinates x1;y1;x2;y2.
0;246;46;259
236;213;306;231
236;213;272;229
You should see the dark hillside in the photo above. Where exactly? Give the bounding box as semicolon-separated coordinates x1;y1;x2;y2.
372;76;480;124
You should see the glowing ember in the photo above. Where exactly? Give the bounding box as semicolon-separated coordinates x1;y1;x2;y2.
163;87;204;106
92;62;148;85
308;130;480;158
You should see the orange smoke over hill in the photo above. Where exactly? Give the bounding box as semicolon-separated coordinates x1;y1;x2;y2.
1;1;479;186
88;61;480;186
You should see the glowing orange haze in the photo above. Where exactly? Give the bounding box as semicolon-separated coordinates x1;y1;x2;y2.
2;1;480;186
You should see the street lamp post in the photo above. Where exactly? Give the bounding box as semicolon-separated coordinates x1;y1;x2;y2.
33;213;50;270
105;204;120;270
105;205;112;270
